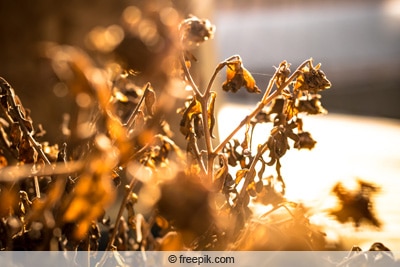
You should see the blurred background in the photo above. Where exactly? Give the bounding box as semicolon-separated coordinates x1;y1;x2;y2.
214;0;400;118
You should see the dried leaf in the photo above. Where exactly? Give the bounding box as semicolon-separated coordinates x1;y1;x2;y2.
207;92;217;138
294;131;317;150
10;122;22;147
246;181;258;197
222;58;260;94
18;137;35;163
213;155;228;192
235;169;248;185
179;97;202;138
295;94;327;115
144;85;156;116
267;97;285;115
242;67;260;93
330;180;381;228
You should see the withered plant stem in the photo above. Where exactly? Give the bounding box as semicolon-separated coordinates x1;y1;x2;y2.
124;82;151;130
102;173;138;256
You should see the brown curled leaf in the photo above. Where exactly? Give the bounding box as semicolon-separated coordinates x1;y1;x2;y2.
179;97;202;138
144;85;156;116
213;155;228;192
294;131;317;150
10;122;22;147
295;94;327;115
222;58;260;94
235;169;248;185
207;92;217;138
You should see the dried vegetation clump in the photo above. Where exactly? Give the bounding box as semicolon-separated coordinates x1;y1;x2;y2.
0;3;396;266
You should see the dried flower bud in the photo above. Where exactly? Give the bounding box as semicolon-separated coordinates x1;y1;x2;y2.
179;16;215;49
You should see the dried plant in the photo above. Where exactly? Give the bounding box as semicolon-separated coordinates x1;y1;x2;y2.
0;5;395;266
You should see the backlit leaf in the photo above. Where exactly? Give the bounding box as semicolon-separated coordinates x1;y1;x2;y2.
207;92;217;138
179;97;202;137
242;67;261;93
222;58;260;93
144;85;156;116
235;169;248;185
213;155;228;192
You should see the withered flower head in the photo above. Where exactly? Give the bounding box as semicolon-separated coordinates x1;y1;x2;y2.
294;61;331;93
222;57;261;94
179;15;215;49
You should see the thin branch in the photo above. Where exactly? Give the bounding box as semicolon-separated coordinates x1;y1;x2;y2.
0;161;84;182
124;82;151;129
234;141;268;207
198;96;214;182
187;133;207;175
180;52;202;97
105;173;138;252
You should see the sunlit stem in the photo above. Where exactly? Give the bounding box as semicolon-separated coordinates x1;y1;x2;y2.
102;173;138;256
33;176;41;199
234;141;268;208
187;133;207;175
180;53;202;97
124;82;151;130
260;201;298;219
